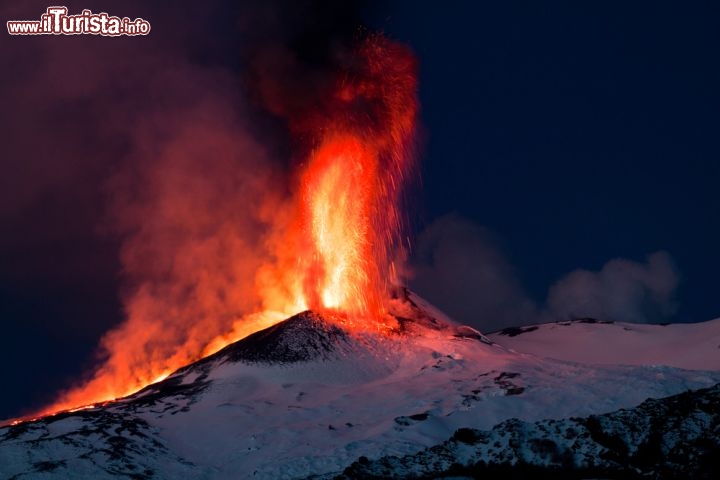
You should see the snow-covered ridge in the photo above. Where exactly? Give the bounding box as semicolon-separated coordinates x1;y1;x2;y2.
340;382;720;479
488;317;720;370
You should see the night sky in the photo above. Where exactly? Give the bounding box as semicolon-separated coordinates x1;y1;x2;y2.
1;1;719;419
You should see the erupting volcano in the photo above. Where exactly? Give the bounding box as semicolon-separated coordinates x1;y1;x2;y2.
29;35;418;420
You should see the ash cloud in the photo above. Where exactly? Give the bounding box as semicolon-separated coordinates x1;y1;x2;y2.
409;215;680;331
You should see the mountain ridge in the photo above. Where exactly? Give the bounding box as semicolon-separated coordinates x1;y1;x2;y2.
488;316;720;370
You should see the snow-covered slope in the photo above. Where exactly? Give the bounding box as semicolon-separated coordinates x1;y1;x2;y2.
2;294;719;479
341;382;720;479
488;317;720;370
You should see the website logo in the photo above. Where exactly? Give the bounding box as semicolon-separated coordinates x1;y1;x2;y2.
7;7;151;36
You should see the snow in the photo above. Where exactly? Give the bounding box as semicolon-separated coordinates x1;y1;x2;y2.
487;317;720;370
341;383;720;478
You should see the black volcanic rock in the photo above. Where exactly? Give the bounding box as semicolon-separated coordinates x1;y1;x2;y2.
496;325;539;337
494;318;615;338
208;311;354;364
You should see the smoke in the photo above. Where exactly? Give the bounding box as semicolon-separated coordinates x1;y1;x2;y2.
88;94;283;406
545;251;679;323
19;1;290;411
409;215;680;330
410;215;538;332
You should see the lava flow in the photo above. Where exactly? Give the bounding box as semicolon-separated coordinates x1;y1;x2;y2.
25;35;418;421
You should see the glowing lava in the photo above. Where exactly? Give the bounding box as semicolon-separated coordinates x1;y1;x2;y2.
290;36;419;326
299;134;389;319
22;35;418;422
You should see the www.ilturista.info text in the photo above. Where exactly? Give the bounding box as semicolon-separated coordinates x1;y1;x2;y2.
7;7;150;36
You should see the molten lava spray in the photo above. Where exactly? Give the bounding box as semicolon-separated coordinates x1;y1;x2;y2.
271;37;418;325
37;35;418;417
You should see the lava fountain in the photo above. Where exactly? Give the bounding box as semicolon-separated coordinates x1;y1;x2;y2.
289;37;418;325
29;35;418;420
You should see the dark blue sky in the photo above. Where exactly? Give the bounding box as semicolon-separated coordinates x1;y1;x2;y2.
372;1;719;323
1;0;718;419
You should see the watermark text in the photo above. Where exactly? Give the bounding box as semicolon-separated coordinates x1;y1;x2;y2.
7;7;150;36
